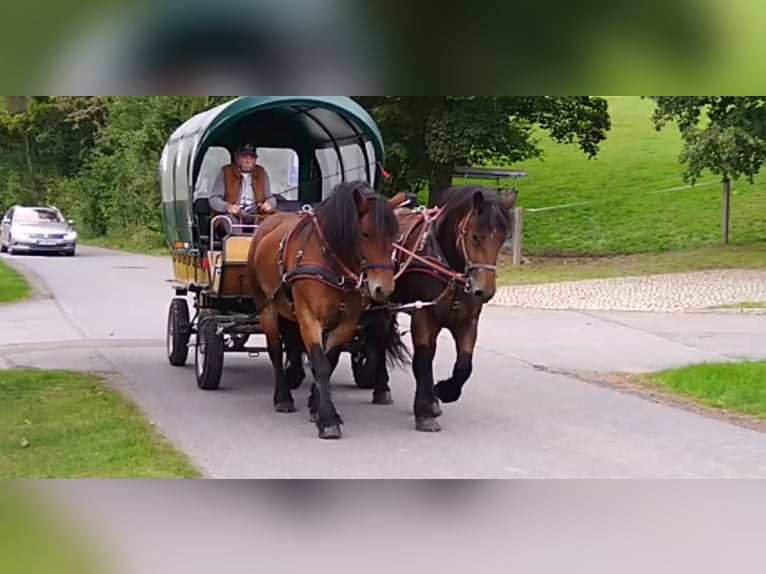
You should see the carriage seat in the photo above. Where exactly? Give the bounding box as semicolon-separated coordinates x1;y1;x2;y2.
192;198;223;251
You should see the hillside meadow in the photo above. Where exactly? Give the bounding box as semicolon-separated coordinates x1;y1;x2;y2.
472;96;766;256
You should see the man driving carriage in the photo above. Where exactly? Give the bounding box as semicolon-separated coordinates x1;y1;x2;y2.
209;143;277;234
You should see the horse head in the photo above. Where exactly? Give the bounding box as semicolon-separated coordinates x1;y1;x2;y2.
436;186;518;303
315;182;405;303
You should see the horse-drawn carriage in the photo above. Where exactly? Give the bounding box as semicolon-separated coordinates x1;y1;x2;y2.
162;96;518;440
161;96;390;391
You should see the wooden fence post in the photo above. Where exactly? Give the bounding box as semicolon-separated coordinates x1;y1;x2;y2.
722;178;731;245
512;208;525;267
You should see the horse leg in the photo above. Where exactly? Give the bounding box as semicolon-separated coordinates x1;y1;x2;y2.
411;312;442;433
435;317;478;404
369;320;393;406
297;310;344;440
280;318;306;391
261;308;294;413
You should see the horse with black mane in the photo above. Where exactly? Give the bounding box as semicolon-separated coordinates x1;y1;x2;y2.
360;186;518;433
247;181;407;440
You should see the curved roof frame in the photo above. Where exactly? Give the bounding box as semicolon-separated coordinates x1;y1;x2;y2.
165;96;385;189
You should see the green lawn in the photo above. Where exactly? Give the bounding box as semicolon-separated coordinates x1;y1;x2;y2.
498;243;766;285
0;370;201;479
0;260;31;304
641;361;766;421
0;484;105;574
463;96;766;256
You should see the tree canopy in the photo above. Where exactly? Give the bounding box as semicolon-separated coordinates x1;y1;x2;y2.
649;96;766;184
354;96;611;203
0;96;612;243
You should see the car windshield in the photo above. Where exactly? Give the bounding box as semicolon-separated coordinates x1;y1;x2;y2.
15;209;64;224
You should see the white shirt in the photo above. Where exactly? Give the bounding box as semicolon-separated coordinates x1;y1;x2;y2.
240;173;255;210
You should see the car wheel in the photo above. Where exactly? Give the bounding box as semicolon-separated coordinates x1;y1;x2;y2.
0;242;6;253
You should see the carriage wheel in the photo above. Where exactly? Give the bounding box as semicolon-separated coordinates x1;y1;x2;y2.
352;350;377;390
167;298;191;367
195;311;225;391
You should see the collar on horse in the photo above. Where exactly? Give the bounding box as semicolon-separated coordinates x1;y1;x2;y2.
278;207;394;304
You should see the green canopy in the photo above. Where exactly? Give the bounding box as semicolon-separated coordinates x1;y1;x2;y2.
166;96;384;187
161;96;386;247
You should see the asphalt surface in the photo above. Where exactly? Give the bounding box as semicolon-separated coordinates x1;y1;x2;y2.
2;246;766;478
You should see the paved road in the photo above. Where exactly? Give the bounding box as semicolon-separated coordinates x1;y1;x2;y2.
3;246;766;478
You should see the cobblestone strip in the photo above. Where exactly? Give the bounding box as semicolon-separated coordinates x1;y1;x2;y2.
492;270;766;312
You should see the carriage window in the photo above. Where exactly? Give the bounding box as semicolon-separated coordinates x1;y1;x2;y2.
315;148;344;200
174;138;191;202
196;146;231;201
339;142;369;184
195;147;300;202
366;141;378;183
257;148;300;201
315;141;373;199
160;144;175;202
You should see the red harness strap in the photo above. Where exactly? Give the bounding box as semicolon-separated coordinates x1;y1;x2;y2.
392;208;469;285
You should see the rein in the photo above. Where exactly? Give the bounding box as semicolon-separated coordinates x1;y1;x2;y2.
391;203;503;311
393;206;497;289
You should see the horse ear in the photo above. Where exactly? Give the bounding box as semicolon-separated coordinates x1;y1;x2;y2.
504;190;519;211
472;190;486;213
353;188;370;215
388;192;409;209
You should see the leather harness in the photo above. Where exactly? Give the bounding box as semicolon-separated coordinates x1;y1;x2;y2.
276;208;395;311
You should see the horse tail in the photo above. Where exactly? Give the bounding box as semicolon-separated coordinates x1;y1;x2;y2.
383;314;411;370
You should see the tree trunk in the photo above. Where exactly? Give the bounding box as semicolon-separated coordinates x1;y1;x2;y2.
427;162;454;207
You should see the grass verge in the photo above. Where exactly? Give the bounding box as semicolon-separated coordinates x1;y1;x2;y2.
711;302;766;310
0;484;106;574
640;361;766;422
0;260;31;304
0;369;201;479
498;242;766;285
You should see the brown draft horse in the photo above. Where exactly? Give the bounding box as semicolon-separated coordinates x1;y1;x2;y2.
247;181;406;440
363;186;518;433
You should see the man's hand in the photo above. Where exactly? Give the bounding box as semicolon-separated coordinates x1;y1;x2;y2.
258;202;274;215
228;204;243;217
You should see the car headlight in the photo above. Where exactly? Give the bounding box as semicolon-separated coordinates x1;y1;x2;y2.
65;231;78;241
13;231;31;240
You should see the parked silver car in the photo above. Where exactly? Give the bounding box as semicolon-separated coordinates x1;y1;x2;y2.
0;206;77;256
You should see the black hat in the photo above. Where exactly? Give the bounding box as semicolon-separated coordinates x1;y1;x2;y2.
237;143;258;157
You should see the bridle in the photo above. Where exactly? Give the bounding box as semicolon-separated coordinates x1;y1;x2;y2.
393;205;500;296
455;211;499;285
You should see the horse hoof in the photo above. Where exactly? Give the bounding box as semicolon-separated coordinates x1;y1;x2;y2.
416;418;442;433
318;425;343;440
435;382;462;404
432;401;443;417
372;391;394;406
275;401;296;414
309;412;319;424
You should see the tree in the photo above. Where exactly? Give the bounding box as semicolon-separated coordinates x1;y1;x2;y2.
354;96;611;204
649;97;766;185
648;96;766;244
